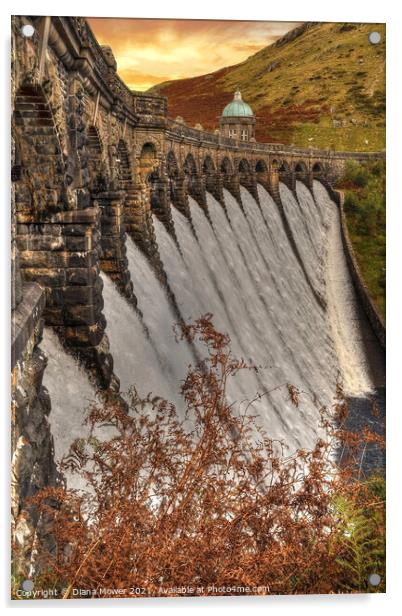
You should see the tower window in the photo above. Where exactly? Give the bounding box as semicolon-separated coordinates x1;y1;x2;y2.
229;128;237;138
241;129;248;141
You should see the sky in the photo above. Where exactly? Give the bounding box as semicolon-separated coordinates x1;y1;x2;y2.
88;18;301;91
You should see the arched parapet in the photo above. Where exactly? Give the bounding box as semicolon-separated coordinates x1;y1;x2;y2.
294;160;311;189
238;157;259;204
203;154;223;204
278;159;295;191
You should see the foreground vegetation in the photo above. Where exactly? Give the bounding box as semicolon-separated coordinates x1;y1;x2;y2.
337;160;386;319
14;316;385;598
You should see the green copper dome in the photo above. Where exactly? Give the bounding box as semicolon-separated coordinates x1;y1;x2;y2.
222;89;254;117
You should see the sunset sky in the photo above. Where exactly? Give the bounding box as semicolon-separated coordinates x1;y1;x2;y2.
88;18;301;91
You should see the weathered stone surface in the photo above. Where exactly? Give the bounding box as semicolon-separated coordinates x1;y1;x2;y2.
11;285;57;576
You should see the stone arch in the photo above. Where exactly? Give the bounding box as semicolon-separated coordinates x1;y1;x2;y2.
166;149;179;177
294;160;308;177
278;160;293;190
117;139;133;191
238;158;259;202
255;159;268;173
312;161;324;177
139;141;158;176
203;155;221;202
255;159;269;192
279;160;290;173
165;149;192;220
86;125;107;192
238;158;251;173
203;155;215;173
271;159;280;172
184;152;197;177
13;83;67;215
220;156;233;175
184;152;206;209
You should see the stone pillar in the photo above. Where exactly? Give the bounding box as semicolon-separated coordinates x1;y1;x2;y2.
149;172;178;243
124;174;168;285
268;170;280;204
205;170;224;204
295;171;312;190
169;171;191;218
188;173;208;213
94;190;137;308
168;172;197;238
280;170;296;192
222;172;241;206
16;207;117;391
239;170;260;204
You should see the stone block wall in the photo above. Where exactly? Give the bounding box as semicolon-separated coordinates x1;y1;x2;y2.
16;208;117;390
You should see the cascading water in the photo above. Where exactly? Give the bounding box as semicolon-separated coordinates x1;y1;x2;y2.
101;271;187;409
43;178;383;471
313;180;377;396
41;327;99;490
151;183;339;452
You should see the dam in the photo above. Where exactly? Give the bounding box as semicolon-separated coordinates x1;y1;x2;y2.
11;16;385;559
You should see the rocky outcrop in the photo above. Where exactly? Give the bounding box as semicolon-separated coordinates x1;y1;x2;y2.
11;283;57;576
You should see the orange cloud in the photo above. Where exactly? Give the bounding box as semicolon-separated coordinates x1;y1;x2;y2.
87;17;301;90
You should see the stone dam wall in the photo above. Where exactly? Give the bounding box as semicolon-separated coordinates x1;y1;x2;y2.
10;15;385;571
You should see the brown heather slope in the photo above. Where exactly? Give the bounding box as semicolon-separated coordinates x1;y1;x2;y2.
149;22;385;151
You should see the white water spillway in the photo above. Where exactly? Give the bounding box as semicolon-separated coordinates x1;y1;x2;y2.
43;179;378;463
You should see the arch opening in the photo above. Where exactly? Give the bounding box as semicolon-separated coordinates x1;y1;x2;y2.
294;161;308;177
117;140;132;191
238;159;250;174
255;160;268;173
139;142;158;181
13;84;67;215
203;155;215;174
86;125;106;192
312;162;324;177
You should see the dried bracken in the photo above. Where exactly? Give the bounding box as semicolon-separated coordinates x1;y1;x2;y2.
17;316;385;598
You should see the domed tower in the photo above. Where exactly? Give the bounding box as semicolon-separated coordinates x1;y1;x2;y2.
219;89;256;142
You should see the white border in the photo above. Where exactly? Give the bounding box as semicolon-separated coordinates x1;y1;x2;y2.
1;1;401;614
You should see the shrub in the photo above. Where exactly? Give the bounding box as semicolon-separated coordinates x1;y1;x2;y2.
18;316;385;598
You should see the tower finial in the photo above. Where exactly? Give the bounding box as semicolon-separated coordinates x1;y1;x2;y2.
234;87;242;101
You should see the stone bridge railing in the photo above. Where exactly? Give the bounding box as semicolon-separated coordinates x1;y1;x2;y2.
166;118;385;160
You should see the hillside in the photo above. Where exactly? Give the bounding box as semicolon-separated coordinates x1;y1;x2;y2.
149;22;385;151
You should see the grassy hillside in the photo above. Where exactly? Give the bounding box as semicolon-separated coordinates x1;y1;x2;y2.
150;22;385;151
337;160;386;319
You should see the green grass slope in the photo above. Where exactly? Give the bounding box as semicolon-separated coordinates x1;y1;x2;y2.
337;160;386;319
150;22;385;151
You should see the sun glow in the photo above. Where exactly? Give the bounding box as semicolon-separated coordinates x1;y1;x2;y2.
88;17;300;90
